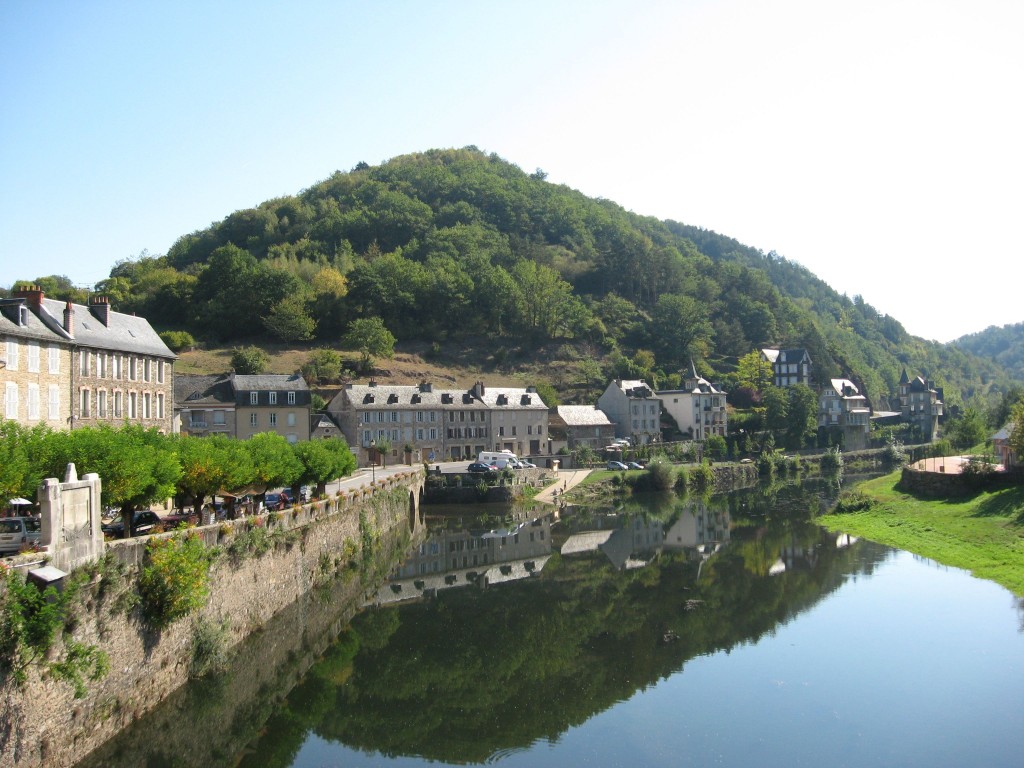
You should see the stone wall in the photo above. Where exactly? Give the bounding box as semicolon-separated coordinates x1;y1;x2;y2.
0;470;425;768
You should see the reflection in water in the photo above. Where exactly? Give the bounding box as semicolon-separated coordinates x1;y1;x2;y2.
76;477;906;768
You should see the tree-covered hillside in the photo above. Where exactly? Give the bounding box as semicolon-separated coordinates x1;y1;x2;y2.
8;147;1016;408
954;323;1024;384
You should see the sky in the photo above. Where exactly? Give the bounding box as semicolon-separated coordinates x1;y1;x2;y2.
1;0;1021;344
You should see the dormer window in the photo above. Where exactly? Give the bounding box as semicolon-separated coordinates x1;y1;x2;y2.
269;392;278;405
18;306;28;327
250;392;258;405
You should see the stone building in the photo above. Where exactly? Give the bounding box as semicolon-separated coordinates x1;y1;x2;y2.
2;286;175;433
596;379;662;445
898;369;944;441
657;362;727;442
328;380;549;465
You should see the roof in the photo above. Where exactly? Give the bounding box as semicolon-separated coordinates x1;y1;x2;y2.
613;379;656;399
232;374;309;391
174;374;234;406
826;378;864;398
556;405;613;426
39;297;175;358
0;299;71;345
333;382;548;411
311;412;339;431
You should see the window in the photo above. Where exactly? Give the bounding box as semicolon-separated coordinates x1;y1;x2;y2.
287;413;295;427
48;385;60;420
98;390;107;418
250;392;258;405
80;349;90;376
250;414;258;427
416;428;424;440
114;354;123;380
213;410;225;425
27;341;40;373
6;339;19;371
269;392;277;405
114;391;123;418
128;392;137;419
144;358;151;382
143;393;151;419
80;389;91;418
287;391;296;405
4;383;17;419
156;394;164;420
27;384;39;420
286;434;298;444
270;413;277;426
97;352;107;378
416;411;423;423
48;345;60;373
128;356;137;381
157;360;164;383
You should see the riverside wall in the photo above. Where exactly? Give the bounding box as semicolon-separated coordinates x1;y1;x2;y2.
0;470;425;768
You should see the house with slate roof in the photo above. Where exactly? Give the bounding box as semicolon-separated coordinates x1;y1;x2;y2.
818;378;871;450
657;362;727;442
898;369;943;441
991;424;1017;469
596;379;662;445
548;405;616;452
2;286;175;432
174;372;312;442
327;380;549;465
760;348;813;388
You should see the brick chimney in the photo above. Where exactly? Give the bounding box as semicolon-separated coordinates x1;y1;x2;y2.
13;284;44;309
63;301;74;335
89;295;111;326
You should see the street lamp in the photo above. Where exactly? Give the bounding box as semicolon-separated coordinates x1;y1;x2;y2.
370;439;376;482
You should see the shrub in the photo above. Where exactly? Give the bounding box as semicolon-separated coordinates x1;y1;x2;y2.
881;436;907;468
833;489;874;514
820;447;844;472
139;535;214;631
190;617;231;678
688;460;714;493
645;460;676;492
159;330;195;352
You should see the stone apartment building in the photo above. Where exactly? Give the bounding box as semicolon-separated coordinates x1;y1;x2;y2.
761;348;813;388
548;405;616;452
327;380;549;465
2;286;175;433
818;378;871;450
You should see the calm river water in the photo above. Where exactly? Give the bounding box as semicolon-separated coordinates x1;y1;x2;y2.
78;477;1024;768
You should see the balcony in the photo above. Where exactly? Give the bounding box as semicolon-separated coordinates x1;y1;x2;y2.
189;421;208;429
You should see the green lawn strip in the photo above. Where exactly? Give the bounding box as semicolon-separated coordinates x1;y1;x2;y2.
820;472;1024;596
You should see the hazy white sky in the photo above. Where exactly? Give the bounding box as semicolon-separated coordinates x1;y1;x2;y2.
2;0;1020;343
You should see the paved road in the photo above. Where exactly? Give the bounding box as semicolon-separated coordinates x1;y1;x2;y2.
533;469;591;504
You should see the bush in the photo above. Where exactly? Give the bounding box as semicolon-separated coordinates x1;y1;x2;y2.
139;534;214;631
881;436;907;468
645;460;676;492
159;330;195;352
688;460;714;493
230;345;269;375
833;489;874;514
820;447;844;473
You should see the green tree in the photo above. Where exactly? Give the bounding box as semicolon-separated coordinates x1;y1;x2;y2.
343;317;396;373
174;435;255;517
302;348;343;385
230;346;269;375
532;382;559;409
53;425;180;538
246;432;303;501
735;350;773;393
763;386;789;433
784;384;818;450
1007;401;1024;461
292;438;357;497
947;407;989;451
262;293;316;342
650;294;712;370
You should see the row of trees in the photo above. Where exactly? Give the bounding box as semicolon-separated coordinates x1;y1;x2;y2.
0;422;357;537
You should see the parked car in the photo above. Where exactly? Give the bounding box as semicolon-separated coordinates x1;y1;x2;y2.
162;509;200;528
626;461;645;470
607;460;628;471
101;510;163;538
468;462;497;474
264;491;292;510
518;459;537;468
0;517;40;555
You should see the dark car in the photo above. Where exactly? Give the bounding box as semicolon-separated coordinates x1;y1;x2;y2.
162;509;201;528
606;460;628;471
627;461;645;470
264;491;294;510
468;462;497;474
102;510;164;538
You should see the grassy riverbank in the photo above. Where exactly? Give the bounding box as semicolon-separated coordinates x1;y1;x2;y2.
820;472;1024;596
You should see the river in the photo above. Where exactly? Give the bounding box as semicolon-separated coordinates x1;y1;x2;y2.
76;475;1024;768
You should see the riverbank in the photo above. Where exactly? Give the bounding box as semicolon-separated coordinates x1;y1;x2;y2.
820;472;1024;596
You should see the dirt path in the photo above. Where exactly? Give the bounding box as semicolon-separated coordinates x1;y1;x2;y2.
534;469;591;504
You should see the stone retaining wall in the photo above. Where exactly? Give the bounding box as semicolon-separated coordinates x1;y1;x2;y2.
0;470;425;768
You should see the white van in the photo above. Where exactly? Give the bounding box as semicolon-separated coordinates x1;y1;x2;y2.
477;450;522;469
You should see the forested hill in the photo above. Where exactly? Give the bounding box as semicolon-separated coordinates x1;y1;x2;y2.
954;323;1024;384
14;147;1015;407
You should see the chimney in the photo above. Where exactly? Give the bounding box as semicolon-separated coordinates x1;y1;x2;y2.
472;381;485;398
89;295;111;326
13;284;44;309
63;301;75;336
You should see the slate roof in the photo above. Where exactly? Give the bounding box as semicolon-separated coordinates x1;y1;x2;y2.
38;297;175;358
333;383;547;411
232;374;309;392
0;299;70;345
174;374;234;406
556;405;613;426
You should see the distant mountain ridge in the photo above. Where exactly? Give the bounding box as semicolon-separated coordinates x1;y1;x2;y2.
954;323;1024;383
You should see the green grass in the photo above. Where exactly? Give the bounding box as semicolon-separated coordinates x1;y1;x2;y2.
820;472;1024;595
